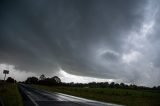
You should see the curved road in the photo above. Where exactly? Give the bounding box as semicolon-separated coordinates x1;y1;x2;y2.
18;84;124;106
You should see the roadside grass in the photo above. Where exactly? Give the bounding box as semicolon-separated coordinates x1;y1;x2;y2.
34;85;160;106
0;82;23;106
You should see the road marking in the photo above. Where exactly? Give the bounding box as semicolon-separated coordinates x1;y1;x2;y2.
0;97;4;106
20;84;124;106
27;94;39;106
19;84;39;106
38;89;124;106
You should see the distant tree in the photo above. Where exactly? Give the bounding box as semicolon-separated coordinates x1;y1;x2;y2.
104;82;109;87
114;83;120;88
25;77;38;84
88;82;97;88
109;82;115;88
39;74;46;80
52;76;61;83
6;77;16;83
43;78;56;86
129;84;137;89
120;83;126;88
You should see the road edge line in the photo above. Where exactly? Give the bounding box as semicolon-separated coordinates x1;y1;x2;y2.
27;94;39;106
0;97;4;106
19;84;39;106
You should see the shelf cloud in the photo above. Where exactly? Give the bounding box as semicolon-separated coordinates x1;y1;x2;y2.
0;0;160;86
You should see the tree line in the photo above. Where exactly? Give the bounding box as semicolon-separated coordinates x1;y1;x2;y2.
60;82;160;90
22;74;160;90
5;74;160;90
24;74;61;86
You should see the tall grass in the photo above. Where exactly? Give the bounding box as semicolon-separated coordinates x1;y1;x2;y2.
0;82;23;106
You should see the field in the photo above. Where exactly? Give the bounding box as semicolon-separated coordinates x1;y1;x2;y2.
0;82;23;106
35;85;160;106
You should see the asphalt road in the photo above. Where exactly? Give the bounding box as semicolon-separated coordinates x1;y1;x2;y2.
18;84;123;106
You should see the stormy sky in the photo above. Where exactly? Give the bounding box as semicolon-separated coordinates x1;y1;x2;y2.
0;0;160;87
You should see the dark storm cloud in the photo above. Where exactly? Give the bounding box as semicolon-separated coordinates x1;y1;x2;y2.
0;0;160;86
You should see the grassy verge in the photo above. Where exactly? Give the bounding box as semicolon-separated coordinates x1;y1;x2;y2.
0;82;23;106
34;85;160;106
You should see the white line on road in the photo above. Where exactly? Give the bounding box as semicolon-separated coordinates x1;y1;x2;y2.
27;94;39;106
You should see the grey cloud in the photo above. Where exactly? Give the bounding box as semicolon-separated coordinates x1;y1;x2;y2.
0;0;160;86
101;51;120;62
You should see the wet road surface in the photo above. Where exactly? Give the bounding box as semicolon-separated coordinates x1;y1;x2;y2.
18;84;123;106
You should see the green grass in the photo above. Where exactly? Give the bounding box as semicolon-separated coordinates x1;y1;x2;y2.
34;85;160;106
0;82;23;106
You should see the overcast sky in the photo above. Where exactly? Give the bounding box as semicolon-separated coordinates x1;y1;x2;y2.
0;0;160;87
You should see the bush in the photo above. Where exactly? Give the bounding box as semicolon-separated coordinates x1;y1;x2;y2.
6;77;16;83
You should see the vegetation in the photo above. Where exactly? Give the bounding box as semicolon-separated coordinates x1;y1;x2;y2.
25;75;61;86
6;77;16;83
34;85;160;106
25;74;160;90
0;82;23;106
25;76;38;84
